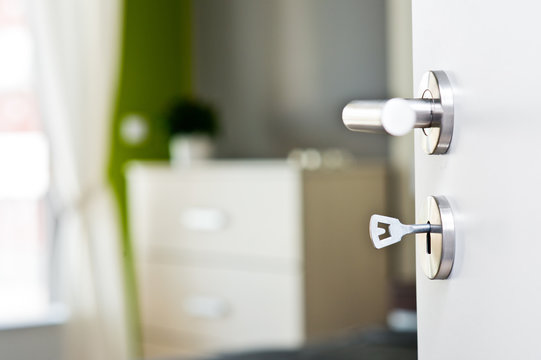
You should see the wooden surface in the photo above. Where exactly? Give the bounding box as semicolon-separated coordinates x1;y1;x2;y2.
302;167;388;340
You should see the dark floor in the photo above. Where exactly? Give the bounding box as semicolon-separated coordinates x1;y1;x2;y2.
168;329;417;360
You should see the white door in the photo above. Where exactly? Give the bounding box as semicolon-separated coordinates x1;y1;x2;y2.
413;1;541;359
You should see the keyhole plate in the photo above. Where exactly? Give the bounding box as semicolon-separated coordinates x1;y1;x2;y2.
417;71;454;155
416;196;455;279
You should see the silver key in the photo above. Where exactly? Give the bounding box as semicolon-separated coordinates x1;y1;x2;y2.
369;214;431;249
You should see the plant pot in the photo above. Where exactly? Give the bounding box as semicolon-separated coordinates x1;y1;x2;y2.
169;134;214;166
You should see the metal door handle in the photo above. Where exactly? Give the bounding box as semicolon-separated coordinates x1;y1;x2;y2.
343;98;438;136
342;70;454;154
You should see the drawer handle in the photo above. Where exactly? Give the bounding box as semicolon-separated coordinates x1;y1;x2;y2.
183;296;230;319
180;207;228;231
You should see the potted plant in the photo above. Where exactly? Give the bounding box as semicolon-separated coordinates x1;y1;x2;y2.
165;97;219;166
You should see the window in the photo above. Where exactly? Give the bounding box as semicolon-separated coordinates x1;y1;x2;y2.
0;0;51;323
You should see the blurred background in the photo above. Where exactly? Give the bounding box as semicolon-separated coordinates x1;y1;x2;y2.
0;0;416;359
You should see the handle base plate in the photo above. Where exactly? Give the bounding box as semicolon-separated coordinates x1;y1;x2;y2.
418;71;454;154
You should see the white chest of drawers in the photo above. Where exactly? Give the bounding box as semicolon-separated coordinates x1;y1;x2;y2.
127;160;387;359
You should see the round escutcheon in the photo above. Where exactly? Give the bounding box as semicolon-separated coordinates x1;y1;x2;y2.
416;196;455;279
417;71;454;154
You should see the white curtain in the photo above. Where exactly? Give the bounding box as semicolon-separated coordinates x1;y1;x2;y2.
29;1;130;359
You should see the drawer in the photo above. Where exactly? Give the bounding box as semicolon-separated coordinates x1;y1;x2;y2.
138;263;303;351
129;164;301;260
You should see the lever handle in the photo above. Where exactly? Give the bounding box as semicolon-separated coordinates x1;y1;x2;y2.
342;70;454;154
342;98;439;136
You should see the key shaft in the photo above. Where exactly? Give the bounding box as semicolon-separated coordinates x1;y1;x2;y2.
403;223;431;235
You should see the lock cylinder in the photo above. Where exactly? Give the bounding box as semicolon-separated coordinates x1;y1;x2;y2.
369;195;455;280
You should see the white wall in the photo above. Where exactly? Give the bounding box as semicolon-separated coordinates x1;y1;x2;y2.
192;0;389;158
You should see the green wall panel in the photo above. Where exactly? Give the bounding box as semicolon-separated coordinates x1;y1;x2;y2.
108;0;192;354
